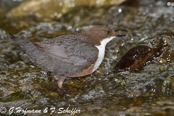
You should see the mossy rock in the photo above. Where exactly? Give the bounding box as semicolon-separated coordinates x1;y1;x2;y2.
6;0;125;18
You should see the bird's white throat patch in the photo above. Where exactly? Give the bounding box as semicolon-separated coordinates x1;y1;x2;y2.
92;36;115;72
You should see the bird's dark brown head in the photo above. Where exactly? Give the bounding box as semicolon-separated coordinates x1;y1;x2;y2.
80;26;117;45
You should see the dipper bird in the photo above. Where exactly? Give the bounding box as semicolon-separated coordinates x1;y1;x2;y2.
9;26;118;88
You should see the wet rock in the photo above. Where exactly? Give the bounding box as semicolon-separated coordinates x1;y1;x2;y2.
6;0;125;18
160;36;174;63
0;0;27;18
162;75;174;95
46;92;59;97
113;36;169;73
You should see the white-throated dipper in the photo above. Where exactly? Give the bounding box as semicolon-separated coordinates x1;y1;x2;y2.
9;26;119;88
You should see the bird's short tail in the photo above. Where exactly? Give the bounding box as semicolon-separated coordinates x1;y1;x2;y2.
8;35;19;41
8;35;43;63
8;35;31;47
8;35;37;51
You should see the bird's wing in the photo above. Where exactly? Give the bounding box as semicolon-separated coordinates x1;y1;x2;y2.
33;35;98;66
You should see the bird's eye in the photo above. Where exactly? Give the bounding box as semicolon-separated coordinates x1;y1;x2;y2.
106;30;111;35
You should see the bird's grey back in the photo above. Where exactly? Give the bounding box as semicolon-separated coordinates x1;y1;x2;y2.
9;35;98;77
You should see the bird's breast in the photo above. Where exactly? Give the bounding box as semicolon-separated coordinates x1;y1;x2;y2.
92;45;105;72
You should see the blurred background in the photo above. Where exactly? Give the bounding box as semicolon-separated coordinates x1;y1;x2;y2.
0;0;174;115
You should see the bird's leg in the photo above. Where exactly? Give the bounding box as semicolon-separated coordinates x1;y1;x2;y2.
54;75;66;88
54;75;59;80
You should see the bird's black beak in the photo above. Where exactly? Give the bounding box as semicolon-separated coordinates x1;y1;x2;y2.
115;29;128;37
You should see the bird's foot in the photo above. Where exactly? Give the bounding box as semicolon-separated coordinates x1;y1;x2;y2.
54;76;66;96
54;75;66;89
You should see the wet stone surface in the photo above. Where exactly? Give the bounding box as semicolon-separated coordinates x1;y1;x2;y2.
0;0;174;115
113;36;169;73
